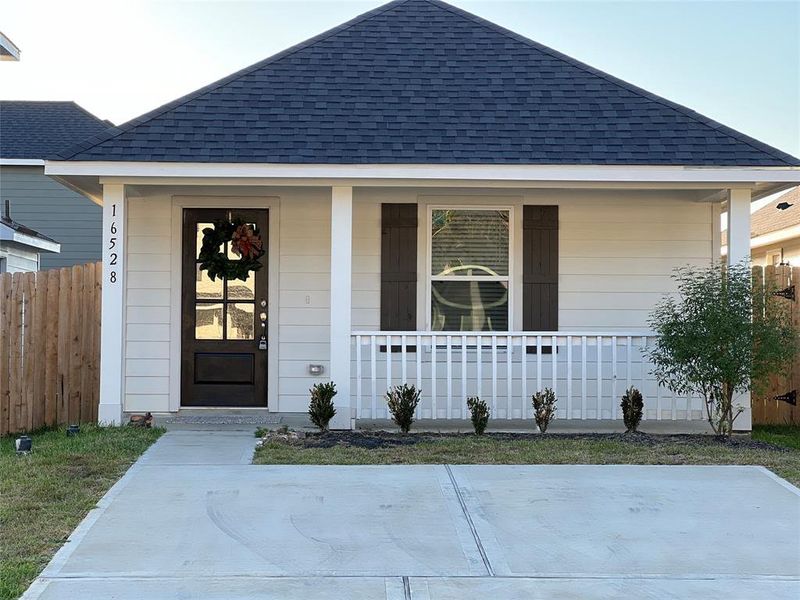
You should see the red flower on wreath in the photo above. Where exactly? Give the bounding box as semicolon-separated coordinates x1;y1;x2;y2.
231;223;263;259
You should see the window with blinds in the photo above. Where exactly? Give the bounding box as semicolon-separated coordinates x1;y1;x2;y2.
430;208;510;331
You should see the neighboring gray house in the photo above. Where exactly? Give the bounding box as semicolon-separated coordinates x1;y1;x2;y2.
0;101;110;269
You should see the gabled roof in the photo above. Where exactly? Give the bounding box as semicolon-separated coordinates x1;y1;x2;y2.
0;101;110;160
55;0;800;166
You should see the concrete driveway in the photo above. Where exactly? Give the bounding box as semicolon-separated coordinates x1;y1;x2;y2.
24;431;800;599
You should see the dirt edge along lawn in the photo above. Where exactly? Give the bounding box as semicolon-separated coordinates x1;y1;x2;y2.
253;428;800;488
0;425;163;600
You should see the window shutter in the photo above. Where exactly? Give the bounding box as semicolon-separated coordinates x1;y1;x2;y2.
523;205;558;331
381;203;417;330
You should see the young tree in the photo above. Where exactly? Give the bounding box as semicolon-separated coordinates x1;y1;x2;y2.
646;261;796;437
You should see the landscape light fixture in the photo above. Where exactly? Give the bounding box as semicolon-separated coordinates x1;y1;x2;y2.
15;435;32;455
777;202;793;210
67;424;80;436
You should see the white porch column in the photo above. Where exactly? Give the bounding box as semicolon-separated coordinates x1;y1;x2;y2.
98;184;126;425
329;186;354;429
726;187;752;431
727;188;752;266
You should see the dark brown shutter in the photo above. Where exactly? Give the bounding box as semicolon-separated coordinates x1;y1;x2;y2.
381;203;417;331
523;205;558;331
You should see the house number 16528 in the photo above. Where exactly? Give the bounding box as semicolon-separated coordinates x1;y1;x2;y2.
108;203;118;284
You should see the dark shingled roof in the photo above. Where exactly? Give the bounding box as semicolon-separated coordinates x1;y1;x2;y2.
0;101;110;160
55;0;800;166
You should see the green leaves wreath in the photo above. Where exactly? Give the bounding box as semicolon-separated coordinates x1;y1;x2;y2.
198;218;265;282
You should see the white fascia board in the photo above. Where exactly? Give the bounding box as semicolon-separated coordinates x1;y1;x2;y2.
750;224;800;250
0;223;60;252
1;158;45;166
44;161;800;184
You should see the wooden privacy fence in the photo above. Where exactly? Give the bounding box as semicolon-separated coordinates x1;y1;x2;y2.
0;263;101;435
752;265;800;425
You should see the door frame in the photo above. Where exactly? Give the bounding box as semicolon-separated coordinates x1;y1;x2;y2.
169;195;280;411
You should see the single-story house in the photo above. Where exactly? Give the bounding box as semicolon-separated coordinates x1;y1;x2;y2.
0;210;60;272
45;0;800;430
722;187;799;267
0;101;110;269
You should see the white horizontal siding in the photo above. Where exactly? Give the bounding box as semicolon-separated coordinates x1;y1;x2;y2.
347;189;712;335
125;359;170;377
124;195;172;412
118;186;714;415
126;394;170;412
555;191;712;330
0;243;39;273
276;190;331;412
126;341;170;359
352;198;381;331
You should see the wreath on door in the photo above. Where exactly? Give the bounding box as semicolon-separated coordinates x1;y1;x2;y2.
198;218;265;281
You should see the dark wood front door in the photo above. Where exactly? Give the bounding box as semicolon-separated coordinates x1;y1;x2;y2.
181;208;268;407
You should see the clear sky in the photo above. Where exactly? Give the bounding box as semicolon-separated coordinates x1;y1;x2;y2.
1;0;798;158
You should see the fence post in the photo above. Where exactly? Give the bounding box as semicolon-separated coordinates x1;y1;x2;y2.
44;269;60;426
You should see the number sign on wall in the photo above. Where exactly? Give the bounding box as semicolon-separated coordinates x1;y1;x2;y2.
108;203;119;283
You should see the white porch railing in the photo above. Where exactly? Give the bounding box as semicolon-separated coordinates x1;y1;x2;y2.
351;332;703;421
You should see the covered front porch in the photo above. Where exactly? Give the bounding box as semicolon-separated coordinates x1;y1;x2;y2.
41;165;772;432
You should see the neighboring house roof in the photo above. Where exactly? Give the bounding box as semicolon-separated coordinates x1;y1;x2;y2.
750;187;800;238
54;0;799;166
0;101;110;160
0;32;21;61
0;214;61;253
721;187;799;247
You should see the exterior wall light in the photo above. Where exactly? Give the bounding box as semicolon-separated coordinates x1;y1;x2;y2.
15;435;32;455
308;364;324;376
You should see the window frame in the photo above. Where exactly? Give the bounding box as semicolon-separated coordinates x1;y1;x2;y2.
425;204;515;332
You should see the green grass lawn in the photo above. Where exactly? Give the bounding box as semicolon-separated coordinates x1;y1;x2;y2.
253;427;800;488
752;424;800;451
0;425;162;600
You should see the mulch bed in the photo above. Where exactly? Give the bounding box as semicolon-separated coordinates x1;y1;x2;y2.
265;429;787;452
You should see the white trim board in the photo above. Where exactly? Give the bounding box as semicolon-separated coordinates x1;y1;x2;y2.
45;161;800;183
721;223;800;255
0;223;60;253
425;204;516;332
1;158;44;166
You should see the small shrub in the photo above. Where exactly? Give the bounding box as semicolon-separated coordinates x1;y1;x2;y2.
386;384;421;433
254;427;268;438
308;382;337;431
620;386;644;433
532;388;557;433
647;261;797;436
466;397;490;435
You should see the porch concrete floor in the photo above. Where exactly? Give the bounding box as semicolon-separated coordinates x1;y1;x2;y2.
23;431;800;600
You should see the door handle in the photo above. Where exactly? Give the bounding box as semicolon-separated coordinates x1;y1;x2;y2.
258;301;267;350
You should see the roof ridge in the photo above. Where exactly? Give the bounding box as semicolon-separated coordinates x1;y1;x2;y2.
68;101;111;127
422;0;799;166
54;0;413;160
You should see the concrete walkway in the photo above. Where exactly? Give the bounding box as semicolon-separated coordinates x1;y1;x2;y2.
23;431;800;599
